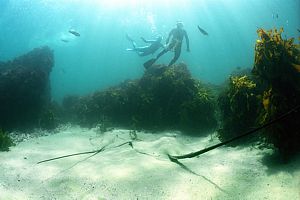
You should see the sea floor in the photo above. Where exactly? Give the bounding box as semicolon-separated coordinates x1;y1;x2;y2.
0;125;299;200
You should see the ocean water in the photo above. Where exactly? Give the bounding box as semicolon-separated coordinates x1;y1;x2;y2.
0;0;299;102
1;1;300;199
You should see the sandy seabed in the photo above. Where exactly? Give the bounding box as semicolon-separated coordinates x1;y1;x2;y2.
0;126;299;200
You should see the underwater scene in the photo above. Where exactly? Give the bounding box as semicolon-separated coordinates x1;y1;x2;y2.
0;0;300;199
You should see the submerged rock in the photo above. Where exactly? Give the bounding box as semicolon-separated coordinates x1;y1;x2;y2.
63;63;217;134
0;46;54;130
217;75;261;144
218;28;300;158
253;28;300;157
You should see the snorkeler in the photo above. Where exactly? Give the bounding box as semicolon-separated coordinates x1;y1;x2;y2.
144;21;190;68
126;34;164;56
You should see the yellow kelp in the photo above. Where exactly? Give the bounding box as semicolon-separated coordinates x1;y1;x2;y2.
253;28;300;156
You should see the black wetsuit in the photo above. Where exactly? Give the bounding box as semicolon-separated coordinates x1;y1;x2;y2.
127;36;163;56
156;27;189;66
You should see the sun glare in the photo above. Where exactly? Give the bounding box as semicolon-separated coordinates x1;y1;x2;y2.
93;0;140;9
89;0;192;10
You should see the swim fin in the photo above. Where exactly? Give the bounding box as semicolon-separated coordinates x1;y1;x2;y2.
143;58;156;69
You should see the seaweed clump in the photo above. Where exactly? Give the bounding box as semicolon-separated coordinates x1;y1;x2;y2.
218;75;260;142
0;46;54;131
0;129;14;151
63;64;217;133
138;64;217;131
218;28;300;157
253;28;300;156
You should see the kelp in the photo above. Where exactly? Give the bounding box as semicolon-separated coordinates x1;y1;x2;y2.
253;28;300;85
218;28;300;156
180;81;217;131
63;64;217;133
253;28;300;156
168;106;299;161
0;129;14;151
138;64;217;131
217;75;260;142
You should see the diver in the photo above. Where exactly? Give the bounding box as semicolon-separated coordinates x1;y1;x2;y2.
144;21;190;68
126;34;164;57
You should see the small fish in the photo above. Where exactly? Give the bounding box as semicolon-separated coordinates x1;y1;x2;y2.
69;29;80;37
197;25;208;36
61;39;69;43
297;29;300;33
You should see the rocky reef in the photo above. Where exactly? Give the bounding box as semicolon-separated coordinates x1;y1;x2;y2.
218;28;300;157
218;75;261;143
63;64;217;133
1;28;298;159
0;46;54;130
253;28;300;156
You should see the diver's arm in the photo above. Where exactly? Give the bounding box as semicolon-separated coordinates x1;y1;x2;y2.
166;29;174;44
184;30;190;52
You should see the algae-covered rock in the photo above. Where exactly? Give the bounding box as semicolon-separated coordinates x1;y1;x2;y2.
217;75;260;142
0;46;54;130
63;64;217;133
253;28;300;156
218;28;300;156
180;82;217;131
0;129;14;151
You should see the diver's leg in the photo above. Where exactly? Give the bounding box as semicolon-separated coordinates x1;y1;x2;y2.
127;46;147;53
135;46;147;51
135;46;149;56
140;52;148;56
156;41;174;60
132;41;137;48
168;46;181;66
143;48;166;68
156;49;168;60
143;47;169;68
126;34;137;48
